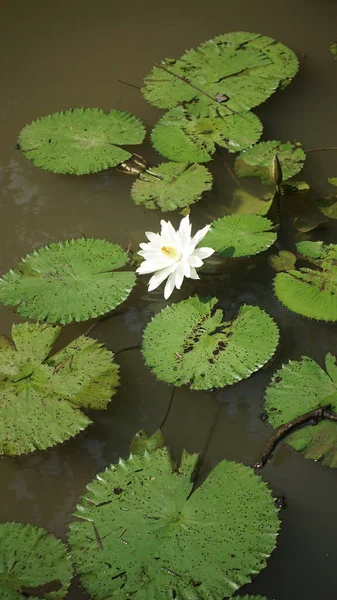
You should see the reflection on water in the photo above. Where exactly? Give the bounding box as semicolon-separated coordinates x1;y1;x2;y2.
1;0;337;598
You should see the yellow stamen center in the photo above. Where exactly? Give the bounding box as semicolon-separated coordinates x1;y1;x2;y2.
161;246;181;260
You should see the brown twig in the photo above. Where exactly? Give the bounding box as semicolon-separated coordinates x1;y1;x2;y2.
305;147;337;153
254;404;337;469
223;158;243;189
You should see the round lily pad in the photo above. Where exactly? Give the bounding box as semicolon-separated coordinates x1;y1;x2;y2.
0;238;136;324
131;162;212;211
69;441;279;599
0;322;119;455
203;214;276;257
142;296;279;390
235;140;306;184
0;522;72;599
265;354;337;467
19;108;146;175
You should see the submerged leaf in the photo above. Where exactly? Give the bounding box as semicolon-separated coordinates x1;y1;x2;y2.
229;190;273;215
330;43;337;57
19;108;146;175
317;183;337;219
129;429;165;455
203;214;276;257
142;296;279;390
0;238;136;324
274;241;337;321
293;214;328;232
131;162;212;211
235;141;306;184
328;177;337;187
0;522;72;599
0;322;119;455
268;250;297;272
151;107;262;162
69;443;279;599
282;180;310;193
142;31;298;115
265;354;337;467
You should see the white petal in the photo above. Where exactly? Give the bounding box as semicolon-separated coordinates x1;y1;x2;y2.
178;214;192;245
161;219;181;250
191;224;211;248
136;258;173;274
145;231;162;243
189;266;200;280
188;255;203;268
148;265;176;291
193;247;215;259
164;272;177;299
182;261;191;278
174;264;185;290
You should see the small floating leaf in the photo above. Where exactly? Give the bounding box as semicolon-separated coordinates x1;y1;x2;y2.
268;250;297;272
0;322;119;455
131;162;212;211
0;238;136;324
69;440;279;599
235;141;306;184
151;107;262;162
265;354;337;467
129;429;165;455
142;296;279;390
0;522;72;598
229;190;273;215
274;241;337;321
282;180;310;193
203;214;276;257
19;108;146;175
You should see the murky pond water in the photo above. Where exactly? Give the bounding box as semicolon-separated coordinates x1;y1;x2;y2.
1;0;337;598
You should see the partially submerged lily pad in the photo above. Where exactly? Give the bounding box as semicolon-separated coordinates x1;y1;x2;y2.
203;214;276;257
131;162;212;211
142;31;298;115
293;214;328;232
274;241;337;321
229;189;273;216
0;322;119;455
129;429;165;455
142;296;279;390
265;354;337;467
268;250;297;272
69;439;279;599
18;108;146;175
317;179;337;219
0;522;72;599
151;107;262;162
235;141;306;184
0;238;136;324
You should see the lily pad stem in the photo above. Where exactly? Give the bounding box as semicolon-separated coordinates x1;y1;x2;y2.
254;404;337;469
305;147;337;153
223;157;243;189
160;387;176;430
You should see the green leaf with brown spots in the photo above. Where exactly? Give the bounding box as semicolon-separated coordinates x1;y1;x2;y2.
0;522;72;599
68;441;279;599
142;296;279;390
18;108;146;175
0;322;119;455
0;238;136;324
265;354;337;467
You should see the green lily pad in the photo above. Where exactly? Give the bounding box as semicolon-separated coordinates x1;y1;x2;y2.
142;31;298;115
203;214;276;257
151;107;262;163
68;440;279;599
229;190;273;216
142;296;279;390
274;241;337;321
18;108;146;175
268;250;297;272
317;180;337;219
131;162;212;211
265;354;337;467
282;180;310;193
235;141;306;184
0;322;119;455
0;522;72;599
0;238;136;324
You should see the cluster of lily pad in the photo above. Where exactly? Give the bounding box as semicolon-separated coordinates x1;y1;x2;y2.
1;30;337;600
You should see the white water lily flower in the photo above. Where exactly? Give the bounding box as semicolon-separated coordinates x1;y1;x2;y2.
136;215;215;299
